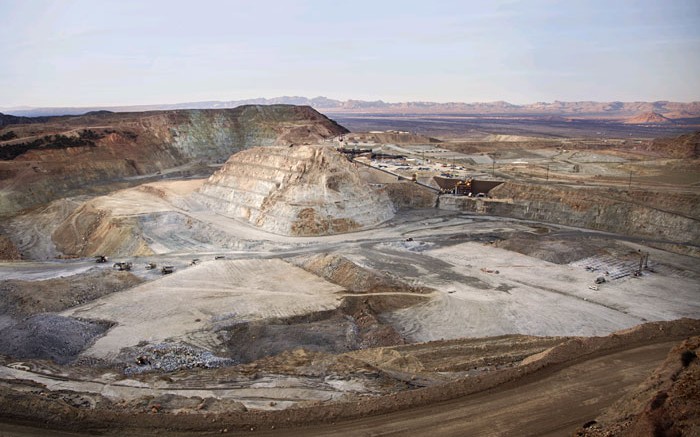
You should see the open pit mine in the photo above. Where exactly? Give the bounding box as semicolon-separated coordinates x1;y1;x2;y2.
0;105;698;436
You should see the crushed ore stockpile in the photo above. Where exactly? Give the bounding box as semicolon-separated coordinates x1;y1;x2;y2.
0;314;112;365
117;342;234;375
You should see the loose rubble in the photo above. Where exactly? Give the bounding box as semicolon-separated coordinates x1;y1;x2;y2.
118;342;234;375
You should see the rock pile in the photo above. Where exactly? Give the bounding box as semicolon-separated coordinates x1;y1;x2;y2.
119;342;234;375
0;314;112;364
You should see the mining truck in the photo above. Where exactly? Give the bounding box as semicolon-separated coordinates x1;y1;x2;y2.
113;262;132;271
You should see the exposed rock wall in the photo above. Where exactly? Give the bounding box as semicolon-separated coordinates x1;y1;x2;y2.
154;105;347;162
356;165;438;209
197;145;395;236
439;182;700;246
0;105;347;216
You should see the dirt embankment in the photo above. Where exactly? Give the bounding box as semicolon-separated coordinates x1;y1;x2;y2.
441;182;700;246
576;336;700;436
493;232;635;265
384;181;438;209
645;131;700;158
51;203;152;258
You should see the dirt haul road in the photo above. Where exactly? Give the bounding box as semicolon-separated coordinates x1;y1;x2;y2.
0;341;676;436
255;342;675;437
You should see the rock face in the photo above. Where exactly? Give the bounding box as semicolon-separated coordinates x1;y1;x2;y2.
439;182;700;246
0;105;347;216
197;145;395;236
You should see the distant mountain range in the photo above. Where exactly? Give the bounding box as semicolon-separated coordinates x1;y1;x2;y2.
2;97;700;119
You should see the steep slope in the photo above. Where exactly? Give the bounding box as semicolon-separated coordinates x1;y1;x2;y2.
441;182;700;246
576;336;700;436
0;105;347;216
647;131;700;158
196;145;395;236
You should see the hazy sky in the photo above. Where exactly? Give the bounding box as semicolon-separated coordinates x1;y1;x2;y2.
1;0;699;107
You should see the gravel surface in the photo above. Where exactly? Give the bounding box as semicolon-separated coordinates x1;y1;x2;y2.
0;314;111;364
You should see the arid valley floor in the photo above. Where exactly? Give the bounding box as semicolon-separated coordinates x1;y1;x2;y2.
0;106;698;436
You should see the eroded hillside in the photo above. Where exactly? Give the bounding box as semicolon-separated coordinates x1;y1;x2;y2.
0;105;347;216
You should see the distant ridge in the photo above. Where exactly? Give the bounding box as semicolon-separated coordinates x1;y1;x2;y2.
2;98;700;118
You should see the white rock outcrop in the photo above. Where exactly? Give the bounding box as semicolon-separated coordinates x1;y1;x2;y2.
196;145;394;236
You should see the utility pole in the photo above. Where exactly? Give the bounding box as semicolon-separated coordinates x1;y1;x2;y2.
546;164;549;181
492;158;495;177
628;170;632;189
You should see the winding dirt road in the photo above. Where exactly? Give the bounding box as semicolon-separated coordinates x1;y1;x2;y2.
0;341;674;436
257;341;673;437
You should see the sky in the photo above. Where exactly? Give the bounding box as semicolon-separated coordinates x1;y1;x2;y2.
1;0;699;107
